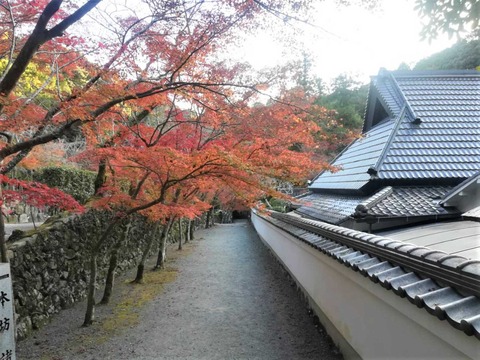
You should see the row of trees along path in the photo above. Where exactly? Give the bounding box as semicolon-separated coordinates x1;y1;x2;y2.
0;0;337;329
0;0;467;331
17;220;343;360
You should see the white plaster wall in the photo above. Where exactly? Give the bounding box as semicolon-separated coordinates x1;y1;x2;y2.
251;212;480;360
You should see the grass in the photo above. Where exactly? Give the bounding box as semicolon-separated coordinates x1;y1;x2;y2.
72;242;196;352
100;266;178;334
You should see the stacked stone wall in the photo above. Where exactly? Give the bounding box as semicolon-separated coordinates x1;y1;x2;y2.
6;209;228;340
7;211;157;340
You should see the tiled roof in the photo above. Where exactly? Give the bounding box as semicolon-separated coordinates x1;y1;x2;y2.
295;193;367;224
365;186;455;218
296;186;457;224
376;71;480;180
379;221;480;260
309;118;397;191
266;212;480;340
309;70;480;192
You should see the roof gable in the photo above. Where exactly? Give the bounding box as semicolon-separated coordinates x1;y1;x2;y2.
377;71;480;180
310;69;480;193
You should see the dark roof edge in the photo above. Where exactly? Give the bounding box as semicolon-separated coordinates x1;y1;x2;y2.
354;213;460;224
268;211;480;297
372;106;406;174
257;210;480;340
387;69;480;77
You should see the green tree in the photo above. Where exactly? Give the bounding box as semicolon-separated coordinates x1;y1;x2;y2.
414;37;480;70
415;0;480;40
315;74;368;131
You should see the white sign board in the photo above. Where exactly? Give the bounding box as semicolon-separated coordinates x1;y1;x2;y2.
0;264;15;360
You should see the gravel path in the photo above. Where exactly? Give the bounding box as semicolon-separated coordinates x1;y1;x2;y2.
17;220;342;360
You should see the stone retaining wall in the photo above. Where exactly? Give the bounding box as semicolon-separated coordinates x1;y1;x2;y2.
8;211;157;340
7;209;231;340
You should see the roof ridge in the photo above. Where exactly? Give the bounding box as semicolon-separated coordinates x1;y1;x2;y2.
391;69;480;77
354;186;393;215
371;105;407;175
387;72;417;120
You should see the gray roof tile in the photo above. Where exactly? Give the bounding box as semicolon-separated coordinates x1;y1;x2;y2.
377;71;480;180
295;192;366;224
297;186;457;222
263;211;480;339
309;70;480;191
309;118;396;191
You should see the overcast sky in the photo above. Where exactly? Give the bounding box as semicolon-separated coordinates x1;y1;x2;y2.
235;0;457;83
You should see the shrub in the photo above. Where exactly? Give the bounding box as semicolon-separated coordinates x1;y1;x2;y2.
32;167;96;204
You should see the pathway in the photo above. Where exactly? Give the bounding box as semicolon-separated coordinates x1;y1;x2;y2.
17;220;342;359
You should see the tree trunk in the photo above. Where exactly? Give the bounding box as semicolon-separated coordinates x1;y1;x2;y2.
189;219;195;241
82;218;120;326
155;218;173;270
0;205;7;263
94;159;107;194
132;223;159;284
206;208;212;228
99;248;117;305
83;254;97;326
185;219;191;243
100;222;131;304
178;219;183;250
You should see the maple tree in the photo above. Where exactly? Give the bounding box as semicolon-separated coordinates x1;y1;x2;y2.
75;80;324;325
0;175;83;261
0;0;336;328
0;0;314;259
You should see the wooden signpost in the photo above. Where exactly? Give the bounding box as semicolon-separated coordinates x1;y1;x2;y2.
0;264;15;360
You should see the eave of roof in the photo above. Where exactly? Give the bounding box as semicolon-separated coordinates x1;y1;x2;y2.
263;211;480;340
309;69;480;193
297;186;457;225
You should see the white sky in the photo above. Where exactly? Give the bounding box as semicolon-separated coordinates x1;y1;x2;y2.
235;0;457;83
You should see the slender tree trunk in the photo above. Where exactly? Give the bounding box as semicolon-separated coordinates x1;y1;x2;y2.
82;219;119;326
189;219;195;241
30;206;37;229
100;223;131;304
206;208;212;228
155;218;174;270
94;159;107;194
83;254;97;326
178;219;183;250
0;208;7;263
133;223;159;284
185;219;191;243
100;248;117;305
